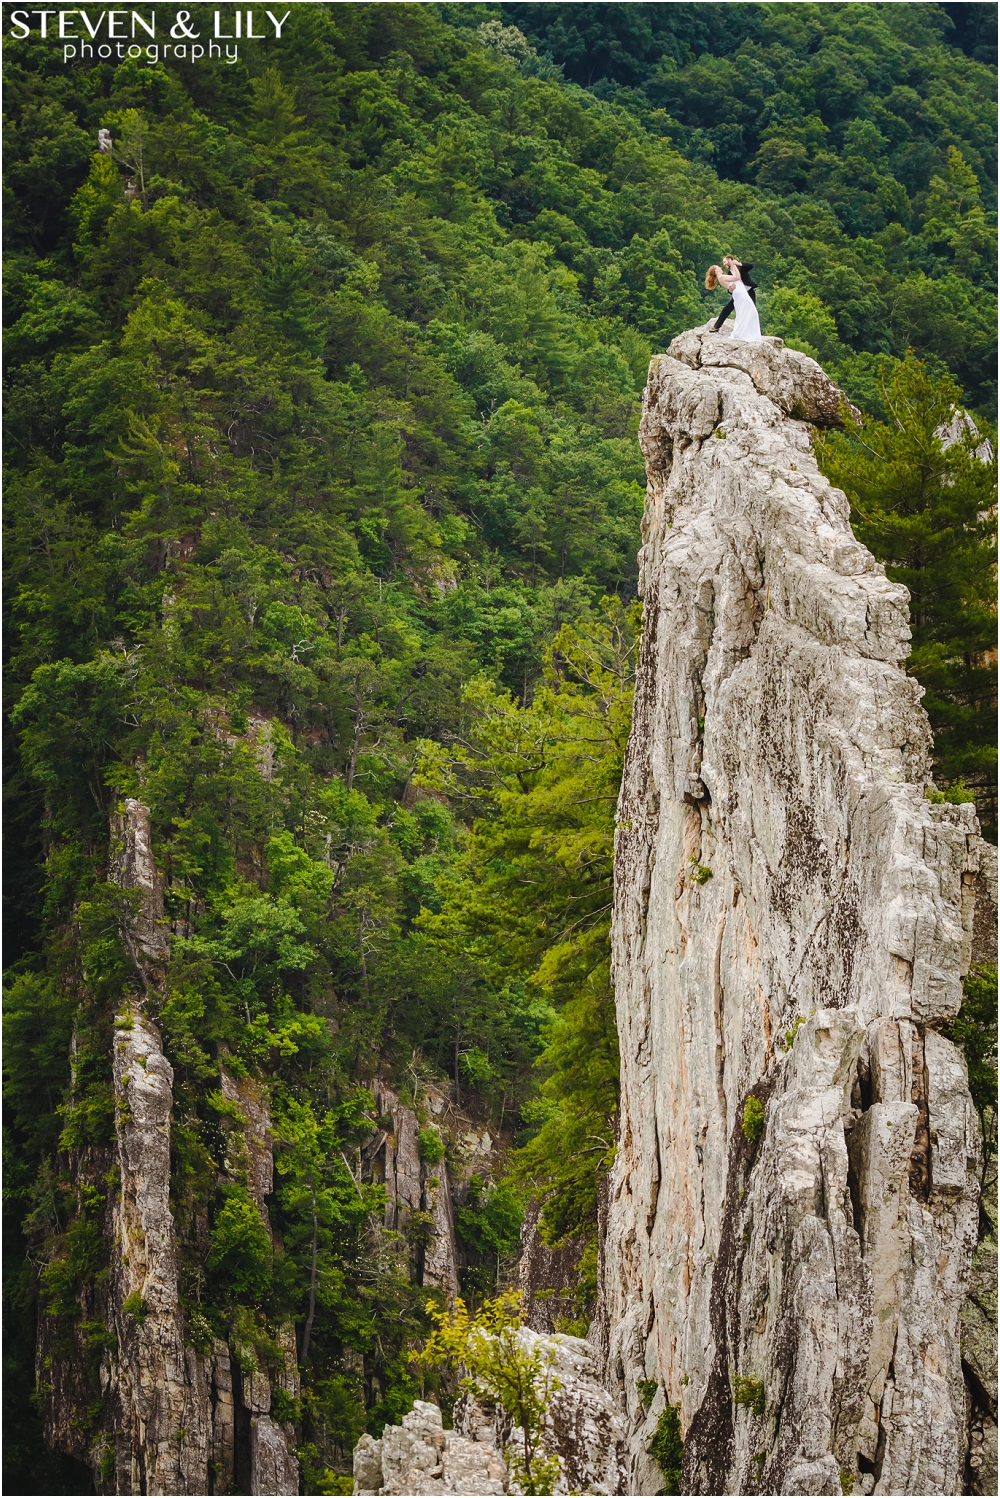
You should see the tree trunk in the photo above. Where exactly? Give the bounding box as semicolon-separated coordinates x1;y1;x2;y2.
454;1028;461;1107
299;1191;319;1365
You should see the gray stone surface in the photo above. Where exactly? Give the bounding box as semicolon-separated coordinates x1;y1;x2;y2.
667;327;862;427
595;337;985;1495
110;796;169;968
354;1399;506;1495
41;797;299;1494
108;1005;212;1494
354;1433;385;1495
455;1329;627;1495
251;1412;300;1496
363;1081;460;1296
355;1333;627;1496
422;1169;461;1295
101;800;212;1493
219;1070;275;1231
210;1339;236;1491
519;1198;588;1334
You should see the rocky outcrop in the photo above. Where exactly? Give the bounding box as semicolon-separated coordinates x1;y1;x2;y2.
219;1070;275;1232
458;1329;628;1495
110;1007;211;1494
354;1400;506;1495
596;331;985;1495
105;802;214;1493
39;798;299;1495
964;841;998;1496
110;796;169;973
665;325;863;429
353;1331;627;1495
201;1334;297;1498
362;1081;460;1296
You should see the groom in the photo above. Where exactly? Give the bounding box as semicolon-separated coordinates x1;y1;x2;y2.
712;256;758;331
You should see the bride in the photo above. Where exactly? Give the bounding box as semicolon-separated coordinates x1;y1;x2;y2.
705;259;761;342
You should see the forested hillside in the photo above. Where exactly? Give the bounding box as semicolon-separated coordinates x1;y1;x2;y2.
3;4;996;1491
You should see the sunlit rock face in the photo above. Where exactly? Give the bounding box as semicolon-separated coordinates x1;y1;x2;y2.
594;331;985;1496
353;1399;507;1496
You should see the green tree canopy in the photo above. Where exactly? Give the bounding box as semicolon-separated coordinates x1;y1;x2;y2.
816;355;997;827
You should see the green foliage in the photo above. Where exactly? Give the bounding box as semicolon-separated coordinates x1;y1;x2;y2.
37;1183;109;1325
649;1403;683;1495
777;1015;808;1053
82;1320;117;1351
3;974;76;1159
206;1187;274;1304
732;1374;766;1419
418;602;636;1255
816;357;997;830
270;1089;391;1378
925;779;978;805
742;1097;766;1145
417;1292;562;1495
270;1387;303;1425
405;1211;436;1250
511;6;994;371
297;1443;355;1496
636;1377;659;1408
417;1127;445;1165
455;1175;524;1297
765;287;847;364
121;1292;149;1325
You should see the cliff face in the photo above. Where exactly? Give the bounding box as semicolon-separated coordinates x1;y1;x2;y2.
362;1080;461;1299
38;801;493;1493
39;799;301;1496
596;331;986;1496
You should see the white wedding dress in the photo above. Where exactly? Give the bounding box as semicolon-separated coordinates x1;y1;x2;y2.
730;278;761;342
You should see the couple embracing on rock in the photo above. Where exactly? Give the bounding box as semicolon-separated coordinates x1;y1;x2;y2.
705;255;761;341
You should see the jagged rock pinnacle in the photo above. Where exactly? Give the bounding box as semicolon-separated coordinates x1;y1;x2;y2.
591;332;985;1496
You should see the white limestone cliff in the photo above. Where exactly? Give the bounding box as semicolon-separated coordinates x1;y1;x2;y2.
455;1329;628;1495
593;331;985;1496
354;1399;507;1495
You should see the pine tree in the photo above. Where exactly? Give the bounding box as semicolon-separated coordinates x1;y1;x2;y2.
817;356;998;833
415;600;637;1268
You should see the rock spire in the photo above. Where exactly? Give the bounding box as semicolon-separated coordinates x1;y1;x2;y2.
594;330;987;1496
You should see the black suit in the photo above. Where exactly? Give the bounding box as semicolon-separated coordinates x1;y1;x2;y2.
713;263;758;331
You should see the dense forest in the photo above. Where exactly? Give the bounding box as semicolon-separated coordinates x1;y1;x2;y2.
3;4;996;1492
